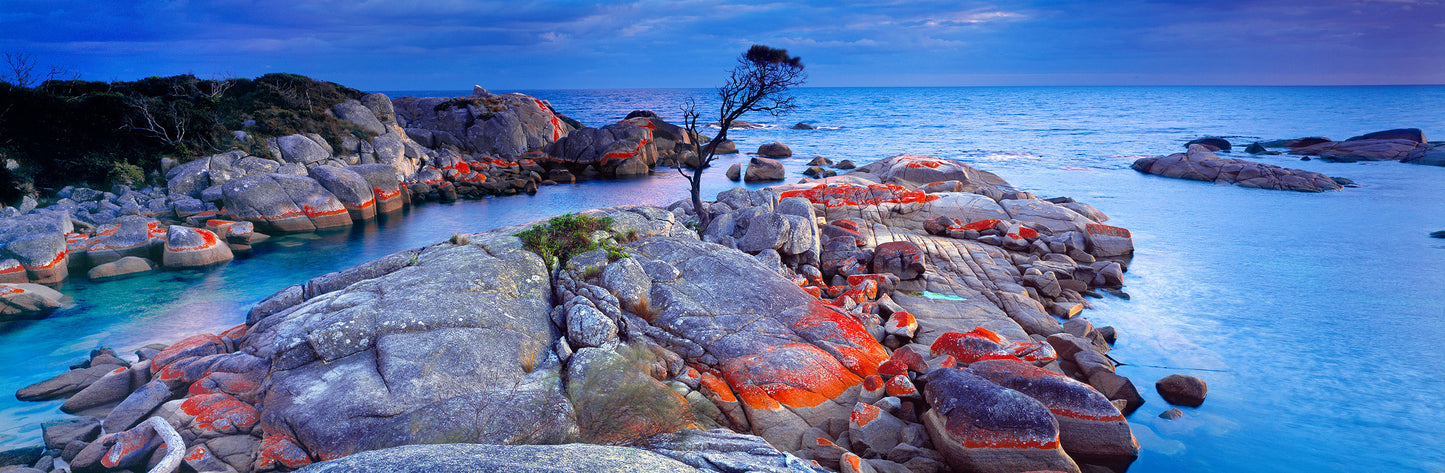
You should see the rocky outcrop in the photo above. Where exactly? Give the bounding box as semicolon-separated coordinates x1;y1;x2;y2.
222;173;353;233
393;91;572;158
1156;374;1208;407
0;283;66;316
543;117;693;177
1133;144;1344;192
15;156;1147;473
757;142;792;158
1290;138;1428;163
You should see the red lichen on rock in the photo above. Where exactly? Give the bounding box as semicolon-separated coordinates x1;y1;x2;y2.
885;375;918;397
931;327;1010;364
722;343;862;410
851;402;882;426
151;334;225;375
962;219;1002;232
181;393;258;434
780;183;940;208
1086;223;1131;238
791;302;888;377
258;434;312;470
373;186;401;200
698;372;737;403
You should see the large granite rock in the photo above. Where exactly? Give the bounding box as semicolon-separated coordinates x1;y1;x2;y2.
544;117;689;176
1134;144;1344;192
0;283;66;316
221;173;353;233
308;165;378;221
393;93;571;158
744;157;785;182
162;226;234;268
333;99;387;135
244;233;570;460
922;368;1079;473
349;163;408;214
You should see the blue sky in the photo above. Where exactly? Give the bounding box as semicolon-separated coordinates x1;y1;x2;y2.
2;0;1442;90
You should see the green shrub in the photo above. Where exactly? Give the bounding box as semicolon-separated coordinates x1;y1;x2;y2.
107;162;144;186
515;213;617;269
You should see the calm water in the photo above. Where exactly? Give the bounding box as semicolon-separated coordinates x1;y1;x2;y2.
3;86;1443;472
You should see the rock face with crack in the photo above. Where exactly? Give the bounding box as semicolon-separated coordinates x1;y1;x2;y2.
244;233;570;461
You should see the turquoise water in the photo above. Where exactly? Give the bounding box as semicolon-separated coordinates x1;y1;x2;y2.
4;86;1444;472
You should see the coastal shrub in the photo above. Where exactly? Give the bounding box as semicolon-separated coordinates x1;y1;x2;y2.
0;72;367;191
569;343;709;446
606;249;629;262
107;162;144;186
515;213;621;269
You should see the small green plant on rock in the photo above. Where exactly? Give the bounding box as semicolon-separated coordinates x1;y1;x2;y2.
516;213;629;269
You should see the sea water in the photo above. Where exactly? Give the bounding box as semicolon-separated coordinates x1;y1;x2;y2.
2;86;1442;472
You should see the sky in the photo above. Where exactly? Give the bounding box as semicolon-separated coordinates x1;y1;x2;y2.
1;0;1443;90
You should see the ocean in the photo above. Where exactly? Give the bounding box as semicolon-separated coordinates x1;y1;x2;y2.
2;86;1443;471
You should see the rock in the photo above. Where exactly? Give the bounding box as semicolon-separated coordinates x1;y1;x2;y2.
804;166;835;178
102;379;174;433
1087;371;1145;415
332;99;386;135
42;417;101;450
624;110;658;119
1346;128;1425;143
1432;230;1445;239
744;157;785;182
0;446;44;469
349;163;408;214
725;163;742;181
1185;137;1231;152
308;165;378;221
566;303;618;349
221;173;353;233
1290;138;1427;162
835;160;856;170
0;258;26;284
0;283;66;316
242;236;570;459
601;257;652;316
1243;142;1279;155
1159;408;1184;420
273;134;332;165
613;156;651;178
294;443;708;473
1133;145;1344;192
757;142;793;158
83;217;162;266
807;156;833;166
163;226;234;268
921;368;1079;473
966;360;1138;470
849;402;906;454
16;363;124;401
1155;374;1207;407
792;122;817;130
871;241;925;280
59;365;132;414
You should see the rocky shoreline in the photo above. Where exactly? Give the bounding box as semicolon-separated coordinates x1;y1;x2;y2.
2;153;1221;473
0;87;736;317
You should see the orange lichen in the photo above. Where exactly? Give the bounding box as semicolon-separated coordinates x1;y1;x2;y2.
779;183;940;208
885;375;918;397
851;402;882;426
168;228;220;252
698;372;737;403
1086;223;1131;238
722;343;861;410
962;219;1002;232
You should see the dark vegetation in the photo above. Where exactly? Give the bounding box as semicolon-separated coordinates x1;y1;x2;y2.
680;45;806;229
515;213;629;269
0;69;370;200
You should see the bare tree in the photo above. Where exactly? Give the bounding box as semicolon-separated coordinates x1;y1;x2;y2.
124;94;189;147
679;45;806;229
3;52;37;88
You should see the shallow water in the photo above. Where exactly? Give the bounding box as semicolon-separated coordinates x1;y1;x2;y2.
3;86;1443;472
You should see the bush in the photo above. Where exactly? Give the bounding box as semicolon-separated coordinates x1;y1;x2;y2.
515;213;622;269
569;344;708;446
107;162;144;186
0;72;368;191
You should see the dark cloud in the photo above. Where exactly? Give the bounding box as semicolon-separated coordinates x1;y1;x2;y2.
0;0;1440;88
